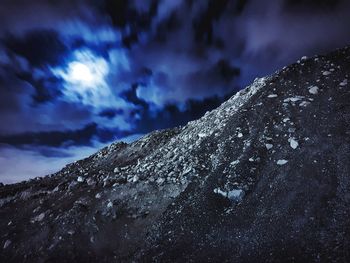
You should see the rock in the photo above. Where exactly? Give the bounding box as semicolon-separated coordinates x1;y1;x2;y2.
213;188;227;197
198;133;207;138
289;138;299;149
265;144;273;150
68;181;78;190
227;189;245;202
277;159;288;165
86;178;96;186
32;212;45;223
340;79;347;86
107;201;113;209
213;188;245;202
3;240;11;249
156;177;165;185
308;86;319;95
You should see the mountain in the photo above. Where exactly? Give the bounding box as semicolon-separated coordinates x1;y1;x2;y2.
1;46;350;262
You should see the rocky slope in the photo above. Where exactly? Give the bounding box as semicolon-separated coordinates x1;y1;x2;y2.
0;46;350;262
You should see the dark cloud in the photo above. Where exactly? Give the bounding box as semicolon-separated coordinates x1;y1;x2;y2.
100;0;158;47
99;108;124;119
16;71;63;104
121;83;149;110
284;0;341;11
0;123;99;147
0;79;95;135
193;0;229;45
3;30;69;67
0;122;133;148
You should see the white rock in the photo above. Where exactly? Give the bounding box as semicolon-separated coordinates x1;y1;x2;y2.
265;144;273;150
299;101;310;107
230;160;240;166
214;188;244;202
156;177;165;185
237;133;243;138
3;240;11;249
198;133;207;138
308;86;319;95
340;79;348;86
267;94;278;98
322;71;331;76
227;189;244;202
289;138;299;149
32;212;45;223
131;175;139;183
277;159;288;165
107;201;113;208
77;176;84;182
95;193;101;199
213;188;227;197
284;96;304;102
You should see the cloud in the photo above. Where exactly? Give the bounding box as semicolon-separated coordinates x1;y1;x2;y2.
211;0;350;84
0;0;104;36
1;0;350;183
3;30;69;67
0;143;100;184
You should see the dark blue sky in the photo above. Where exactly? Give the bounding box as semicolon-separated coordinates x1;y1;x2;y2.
1;0;350;183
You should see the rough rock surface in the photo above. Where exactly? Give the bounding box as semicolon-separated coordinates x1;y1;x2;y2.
1;47;350;262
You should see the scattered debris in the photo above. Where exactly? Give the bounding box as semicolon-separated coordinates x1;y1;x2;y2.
289;138;299;149
277;160;288;165
340;79;347;86
31;212;45;223
308;86;319;95
198;133;207;138
265;144;273;150
107;201;113;209
214;188;245;202
3;240;11;249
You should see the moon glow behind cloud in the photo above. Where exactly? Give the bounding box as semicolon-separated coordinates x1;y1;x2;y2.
52;50;110;106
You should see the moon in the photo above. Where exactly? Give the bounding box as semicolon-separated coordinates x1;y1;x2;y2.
68;62;95;85
51;50;111;105
53;50;109;89
65;54;108;89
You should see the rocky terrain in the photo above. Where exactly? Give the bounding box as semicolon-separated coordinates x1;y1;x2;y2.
0;46;349;262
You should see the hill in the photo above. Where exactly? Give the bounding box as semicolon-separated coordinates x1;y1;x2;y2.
0;46;350;262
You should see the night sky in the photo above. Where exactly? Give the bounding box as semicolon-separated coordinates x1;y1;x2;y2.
1;0;350;183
